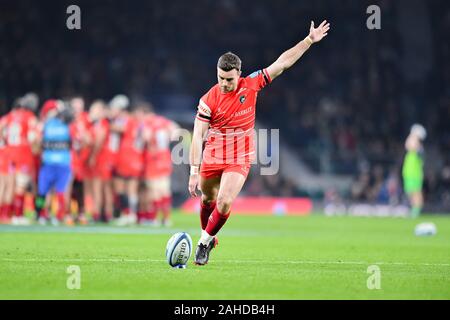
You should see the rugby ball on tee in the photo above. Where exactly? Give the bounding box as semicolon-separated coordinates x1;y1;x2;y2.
414;222;437;236
166;232;193;268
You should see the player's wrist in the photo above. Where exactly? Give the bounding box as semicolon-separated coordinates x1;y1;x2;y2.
304;35;314;46
190;165;200;176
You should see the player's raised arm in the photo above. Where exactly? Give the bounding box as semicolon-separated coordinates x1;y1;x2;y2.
188;117;209;197
266;20;330;81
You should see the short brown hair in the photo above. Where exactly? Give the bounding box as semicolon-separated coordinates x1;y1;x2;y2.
217;52;242;72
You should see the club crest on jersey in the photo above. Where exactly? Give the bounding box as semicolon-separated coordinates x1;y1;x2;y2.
239;95;246;104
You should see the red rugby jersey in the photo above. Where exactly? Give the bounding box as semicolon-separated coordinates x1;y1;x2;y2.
4;108;37;158
119;115;145;154
196;69;271;165
145;115;173;154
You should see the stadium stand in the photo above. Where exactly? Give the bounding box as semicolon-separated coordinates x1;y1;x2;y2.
0;0;448;212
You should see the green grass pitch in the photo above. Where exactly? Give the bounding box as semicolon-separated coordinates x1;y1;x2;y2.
1;211;449;299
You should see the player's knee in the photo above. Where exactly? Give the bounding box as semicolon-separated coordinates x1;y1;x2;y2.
15;173;31;192
216;195;232;215
201;193;216;205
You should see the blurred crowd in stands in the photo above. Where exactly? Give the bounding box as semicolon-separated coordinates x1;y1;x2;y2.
0;0;448;210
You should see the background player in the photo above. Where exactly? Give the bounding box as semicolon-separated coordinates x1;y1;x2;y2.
114;103;145;226
402;124;427;218
142;102;179;227
0;114;10;223
189;20;330;265
35;100;74;225
68;96;92;224
88;100;114;222
105;95;131;223
0;102;16;224
2;93;39;225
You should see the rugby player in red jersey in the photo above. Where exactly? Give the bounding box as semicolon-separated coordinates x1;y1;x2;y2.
68;96;92;224
114;105;146;226
142;104;179;227
88;100;115;222
89;95;129;223
105;95;131;223
3;93;39;225
0;114;10;223
188;21;330;265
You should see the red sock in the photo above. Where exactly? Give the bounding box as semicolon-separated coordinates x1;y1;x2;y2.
56;193;66;221
205;207;230;236
137;211;145;223
92;212;100;221
146;210;157;220
161;196;172;221
39;208;49;219
5;204;13;218
13;194;25;217
145;201;156;220
0;204;5;220
200;201;216;230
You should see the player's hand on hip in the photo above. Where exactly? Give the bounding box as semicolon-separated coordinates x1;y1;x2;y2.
188;174;200;197
308;20;330;43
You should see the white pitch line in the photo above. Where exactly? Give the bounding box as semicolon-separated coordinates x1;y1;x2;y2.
1;258;449;267
0;258;166;263
223;260;450;267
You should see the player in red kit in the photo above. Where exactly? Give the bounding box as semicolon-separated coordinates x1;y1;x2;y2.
89;95;129;223
3;93;40;225
114;105;146;226
88;100;115;222
142;104;179;227
69;96;92;224
105;95;131;224
0;115;10;223
189;21;330;265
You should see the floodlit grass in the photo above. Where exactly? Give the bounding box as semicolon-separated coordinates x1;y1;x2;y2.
0;211;449;299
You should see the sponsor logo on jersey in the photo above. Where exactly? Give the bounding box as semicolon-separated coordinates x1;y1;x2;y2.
235;106;253;117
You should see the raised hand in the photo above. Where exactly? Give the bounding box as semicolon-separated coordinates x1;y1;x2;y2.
308;20;330;43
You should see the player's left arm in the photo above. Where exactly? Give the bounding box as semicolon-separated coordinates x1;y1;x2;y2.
266;20;330;81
